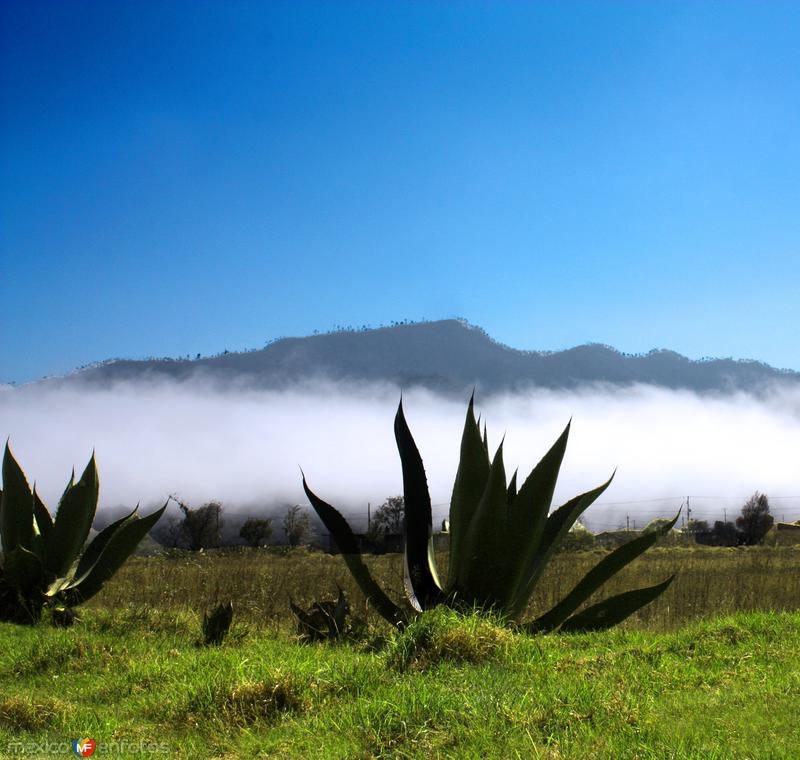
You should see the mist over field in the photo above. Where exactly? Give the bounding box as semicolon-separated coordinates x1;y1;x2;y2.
2;378;800;530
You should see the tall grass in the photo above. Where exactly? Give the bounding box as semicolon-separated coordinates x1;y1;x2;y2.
87;545;800;631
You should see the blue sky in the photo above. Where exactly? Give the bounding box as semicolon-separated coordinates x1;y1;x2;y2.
2;1;800;384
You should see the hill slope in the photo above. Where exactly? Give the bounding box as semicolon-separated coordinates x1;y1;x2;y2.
45;319;798;395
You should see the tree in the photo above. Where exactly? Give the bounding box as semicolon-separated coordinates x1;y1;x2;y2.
283;505;311;547
736;491;774;545
161;496;224;550
685;519;710;536
370;496;404;537
239;517;273;547
709;520;739;547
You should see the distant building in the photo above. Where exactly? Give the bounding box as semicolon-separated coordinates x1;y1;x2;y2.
772;521;800;546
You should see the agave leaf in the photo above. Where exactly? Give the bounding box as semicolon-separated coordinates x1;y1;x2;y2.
62;507;141;591
46;575;74;598
331;587;349;634
3;545;44;594
32;487;53;541
60;469;75;504
63;502;166;604
394;400;443;611
28;487;52;564
290;598;321;638
202;601;233;645
1;443;34;552
454;441;509;607
528;511;680;633
506;469;518;506
508;473;614;619
558;575;676;633
46;455;99;578
303;476;407;627
446;395;491;593
499;422;571;610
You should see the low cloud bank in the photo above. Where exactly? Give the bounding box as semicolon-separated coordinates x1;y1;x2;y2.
2;379;800;531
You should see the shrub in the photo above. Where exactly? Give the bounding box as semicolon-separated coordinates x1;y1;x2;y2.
282;505;312;547
163;496;224;550
239;517;273;547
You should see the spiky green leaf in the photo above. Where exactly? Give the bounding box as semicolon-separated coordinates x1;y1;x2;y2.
499;422;571;610
394;400;443;611
63;507;140;591
330;587;349;634
529;511;680;632
3;545;44;594
1;442;34;552
303;476;407;627
454;441;509;607
558;575;676;632
508;473;614;618
446;395;491;593
46;455;99;577
63;502;166;604
32;487;53;541
506;469;518;506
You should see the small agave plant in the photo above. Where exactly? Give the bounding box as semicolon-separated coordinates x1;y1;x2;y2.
0;443;166;624
303;396;677;632
290;588;350;642
201;601;234;646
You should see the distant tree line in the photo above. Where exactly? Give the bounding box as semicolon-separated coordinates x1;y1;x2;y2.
150;490;781;553
688;492;775;547
152;498;315;551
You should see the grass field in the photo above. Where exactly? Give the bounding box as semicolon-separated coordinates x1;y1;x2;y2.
87;544;800;631
2;546;800;758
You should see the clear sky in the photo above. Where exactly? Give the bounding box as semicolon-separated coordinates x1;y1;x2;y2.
2;1;800;384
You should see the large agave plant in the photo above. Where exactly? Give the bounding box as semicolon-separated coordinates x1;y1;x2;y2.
304;397;677;632
0;443;166;624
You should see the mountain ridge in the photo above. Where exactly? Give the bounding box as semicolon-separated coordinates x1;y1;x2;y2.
34;319;800;396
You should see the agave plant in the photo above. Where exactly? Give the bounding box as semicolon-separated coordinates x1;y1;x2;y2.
201;601;234;646
0;442;166;624
290;588;350;642
303;396;677;632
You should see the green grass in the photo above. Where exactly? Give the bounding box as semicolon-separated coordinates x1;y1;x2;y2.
2;606;799;759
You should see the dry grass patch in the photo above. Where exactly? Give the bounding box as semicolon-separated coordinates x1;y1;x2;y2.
175;668;311;729
0;695;64;732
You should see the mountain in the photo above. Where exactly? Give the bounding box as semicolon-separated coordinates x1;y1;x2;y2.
42;319;799;396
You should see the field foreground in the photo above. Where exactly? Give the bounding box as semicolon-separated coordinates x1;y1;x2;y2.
2;606;799;759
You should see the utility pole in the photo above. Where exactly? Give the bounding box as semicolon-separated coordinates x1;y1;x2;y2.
723;507;727;524
626;515;630;532
686;496;691;524
367;502;371;533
